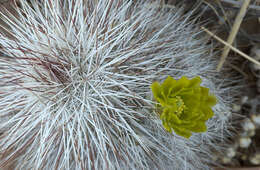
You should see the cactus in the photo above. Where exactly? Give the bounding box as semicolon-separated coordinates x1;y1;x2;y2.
0;0;235;169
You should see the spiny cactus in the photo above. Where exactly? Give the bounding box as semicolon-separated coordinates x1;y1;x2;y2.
0;0;235;169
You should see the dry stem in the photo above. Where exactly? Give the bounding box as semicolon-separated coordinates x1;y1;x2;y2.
202;26;260;68
217;0;251;71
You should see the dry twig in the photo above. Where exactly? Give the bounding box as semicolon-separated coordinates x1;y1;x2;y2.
201;26;260;68
217;0;251;71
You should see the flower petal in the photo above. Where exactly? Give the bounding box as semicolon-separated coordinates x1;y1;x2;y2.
187;76;202;88
206;94;217;107
200;106;214;121
172;126;192;138
171;76;189;94
161;76;176;98
151;82;166;106
161;109;182;125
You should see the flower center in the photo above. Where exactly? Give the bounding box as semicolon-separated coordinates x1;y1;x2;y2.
174;96;186;116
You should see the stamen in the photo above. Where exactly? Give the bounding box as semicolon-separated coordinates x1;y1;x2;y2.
174;96;186;116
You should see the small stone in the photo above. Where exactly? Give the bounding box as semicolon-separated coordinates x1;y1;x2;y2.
243;119;255;131
226;147;236;158
247;130;256;137
239;137;251;148
241;130;256;137
241;96;249;104
221;156;232;164
232;104;241;112
249;153;260;165
251;114;260;126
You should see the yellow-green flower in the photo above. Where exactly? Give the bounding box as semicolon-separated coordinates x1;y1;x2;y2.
151;76;217;138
